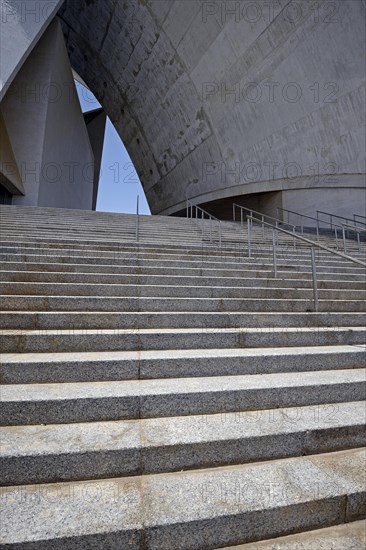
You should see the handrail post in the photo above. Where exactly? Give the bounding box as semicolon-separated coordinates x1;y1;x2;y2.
342;227;347;254
186;200;188;218
316;218;319;241
233;204;235;222
311;247;319;312
293;226;296;250
240;208;243;225
219;220;222;248
335;226;338;249
357;231;360;252
247;217;251;257
135;194;140;242
262;215;265;236
272;230;277;277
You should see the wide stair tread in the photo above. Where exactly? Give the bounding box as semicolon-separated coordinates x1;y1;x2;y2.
1;448;364;548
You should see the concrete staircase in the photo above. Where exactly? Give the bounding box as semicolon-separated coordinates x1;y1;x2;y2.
0;204;365;549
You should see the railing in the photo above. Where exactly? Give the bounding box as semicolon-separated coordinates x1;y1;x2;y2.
186;199;221;245
234;203;361;254
354;213;366;226
277;206;364;253
233;203;284;226
340;223;366;254
233;203;298;235
317;210;366;230
277;207;324;239
247;214;366;312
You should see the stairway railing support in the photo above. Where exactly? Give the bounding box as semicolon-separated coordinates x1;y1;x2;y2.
135;195;139;242
247;217;251;258
272;230;277;278
342;227;346;254
311;247;319;312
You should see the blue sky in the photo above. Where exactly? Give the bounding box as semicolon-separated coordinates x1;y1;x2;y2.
75;82;151;215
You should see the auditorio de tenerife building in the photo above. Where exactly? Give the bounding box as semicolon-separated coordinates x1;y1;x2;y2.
0;0;365;220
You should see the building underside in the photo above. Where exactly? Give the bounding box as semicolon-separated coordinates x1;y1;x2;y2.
1;0;365;221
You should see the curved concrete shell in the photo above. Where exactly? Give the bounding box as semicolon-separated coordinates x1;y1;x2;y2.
56;0;365;217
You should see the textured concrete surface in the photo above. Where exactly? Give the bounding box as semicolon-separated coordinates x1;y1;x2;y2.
0;448;364;548
1;345;364;384
1;369;365;425
58;0;366;218
218;519;366;549
1;311;366;331
1;326;365;353
2;19;95;209
1;401;365;485
0;0;62;99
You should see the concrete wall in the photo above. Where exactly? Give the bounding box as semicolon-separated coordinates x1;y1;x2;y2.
0;110;24;195
59;0;366;219
1;18;95;209
0;0;63;100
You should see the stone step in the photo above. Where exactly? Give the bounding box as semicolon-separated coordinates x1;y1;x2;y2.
1;242;363;261
4;295;364;313
0;281;329;300
217;520;366;549
1;401;365;485
1;281;365;301
2;237;361;253
1;369;364;425
1;232;363;255
2;260;365;281
0;448;364;548
1;311;365;330
0;242;364;264
0;215;361;232
0;215;362;240
1;326;365;353
1;345;364;384
1;269;365;289
1;249;364;270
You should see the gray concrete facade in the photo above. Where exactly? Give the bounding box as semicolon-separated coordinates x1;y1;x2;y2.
0;1;108;210
1;0;365;219
58;0;365;219
0;0;63;100
1;18;96;209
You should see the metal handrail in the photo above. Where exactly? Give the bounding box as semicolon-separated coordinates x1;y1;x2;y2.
277;206;365;252
233;203;292;229
247;215;366;266
317;209;366;229
186;199;219;221
277;206;344;232
354;213;366;225
341;223;366;253
247;214;366;312
280;206;365;234
341;223;366;233
186;199;221;245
